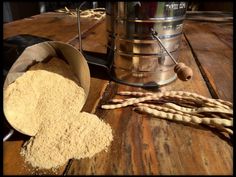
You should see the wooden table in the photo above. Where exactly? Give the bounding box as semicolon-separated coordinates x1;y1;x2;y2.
3;11;233;175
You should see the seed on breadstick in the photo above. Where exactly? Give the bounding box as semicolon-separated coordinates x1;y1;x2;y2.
134;106;233;127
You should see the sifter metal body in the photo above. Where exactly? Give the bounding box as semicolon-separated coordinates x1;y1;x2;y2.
106;2;187;86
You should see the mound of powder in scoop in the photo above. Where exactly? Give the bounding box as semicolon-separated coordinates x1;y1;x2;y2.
4;57;86;136
4;57;113;169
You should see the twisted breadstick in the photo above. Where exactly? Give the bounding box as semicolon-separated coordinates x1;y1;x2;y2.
204;102;222;108
135;105;233;135
217;127;233;135
102;91;231;110
206;124;233;135
216;113;233;120
163;95;203;105
101;95;156;109
102;90;233;136
163;91;230;109
136;103;186;115
161;91;231;109
118;91;153;97
109;98;136;103
109;98;124;103
134;106;233;127
163;103;233;115
217;99;233;108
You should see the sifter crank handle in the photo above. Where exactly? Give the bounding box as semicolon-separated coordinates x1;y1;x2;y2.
151;28;193;81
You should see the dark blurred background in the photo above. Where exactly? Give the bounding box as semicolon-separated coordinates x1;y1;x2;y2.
3;1;233;23
3;1;106;23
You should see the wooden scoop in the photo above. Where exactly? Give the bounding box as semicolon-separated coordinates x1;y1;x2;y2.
151;28;193;81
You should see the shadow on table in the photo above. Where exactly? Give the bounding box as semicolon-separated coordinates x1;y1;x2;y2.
134;109;233;147
88;63;110;81
3;118;31;142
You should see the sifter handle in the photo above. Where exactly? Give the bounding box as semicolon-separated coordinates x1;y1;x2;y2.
151;28;193;81
77;1;87;53
174;62;193;81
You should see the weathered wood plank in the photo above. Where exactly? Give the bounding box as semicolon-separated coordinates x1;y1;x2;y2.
66;21;232;175
3;12;103;43
69;19;107;54
183;21;233;102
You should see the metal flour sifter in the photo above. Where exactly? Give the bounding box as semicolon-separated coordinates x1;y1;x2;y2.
79;1;192;88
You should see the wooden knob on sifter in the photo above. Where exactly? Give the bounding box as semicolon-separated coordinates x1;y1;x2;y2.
174;62;193;81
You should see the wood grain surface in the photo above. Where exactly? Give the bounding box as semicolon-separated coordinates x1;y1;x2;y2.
3;12;104;43
3;12;233;175
183;21;233;102
65;21;233;175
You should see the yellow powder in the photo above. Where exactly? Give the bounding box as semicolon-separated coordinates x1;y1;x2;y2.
20;112;113;169
4;58;85;136
4;58;113;169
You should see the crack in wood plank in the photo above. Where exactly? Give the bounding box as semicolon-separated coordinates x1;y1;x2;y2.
183;32;219;99
62;159;73;175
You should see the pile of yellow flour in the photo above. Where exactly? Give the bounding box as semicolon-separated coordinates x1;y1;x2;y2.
3;58;113;169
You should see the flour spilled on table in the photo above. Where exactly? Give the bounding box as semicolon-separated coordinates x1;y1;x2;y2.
20;112;113;169
4;58;113;170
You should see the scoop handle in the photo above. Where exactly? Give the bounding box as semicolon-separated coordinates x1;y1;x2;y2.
3;129;14;142
174;62;193;81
